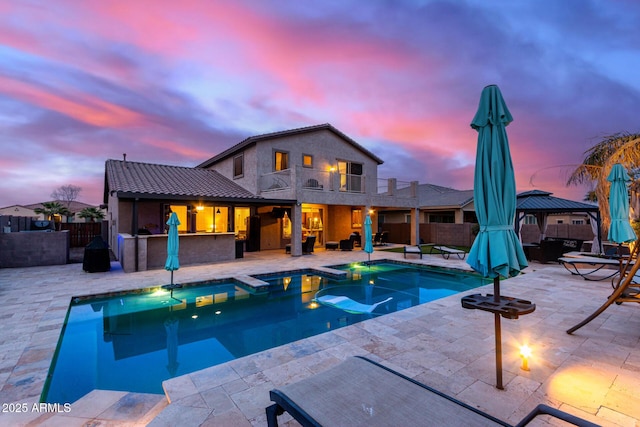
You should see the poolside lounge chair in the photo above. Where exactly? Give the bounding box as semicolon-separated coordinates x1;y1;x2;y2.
430;245;466;260
567;244;640;334
403;245;423;258
266;356;599;427
403;243;434;259
558;254;627;281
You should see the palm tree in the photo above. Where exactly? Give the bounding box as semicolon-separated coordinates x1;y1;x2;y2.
78;207;105;222
567;132;640;232
583;190;598;203
34;202;72;230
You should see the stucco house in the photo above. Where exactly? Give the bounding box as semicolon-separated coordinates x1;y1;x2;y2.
104;123;420;272
0;205;42;219
381;184;475;225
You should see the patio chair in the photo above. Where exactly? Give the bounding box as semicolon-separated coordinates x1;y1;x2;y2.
380;231;389;245
567;243;640;334
373;232;383;246
266;356;599;427
339;238;354;250
301;235;316;254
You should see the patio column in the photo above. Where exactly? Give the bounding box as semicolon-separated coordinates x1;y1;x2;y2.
410;207;420;245
291;202;303;256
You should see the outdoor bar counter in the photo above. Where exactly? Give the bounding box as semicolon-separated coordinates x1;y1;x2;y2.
117;232;236;273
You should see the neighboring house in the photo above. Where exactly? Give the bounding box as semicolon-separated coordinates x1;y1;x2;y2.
383;184;475;224
104;123;420;272
1;201;103;223
23;201;101;223
0;205;43;219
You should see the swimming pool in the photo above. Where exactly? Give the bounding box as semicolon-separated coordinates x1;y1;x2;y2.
42;261;490;404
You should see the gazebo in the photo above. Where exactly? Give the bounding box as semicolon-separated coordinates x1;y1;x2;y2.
515;190;602;253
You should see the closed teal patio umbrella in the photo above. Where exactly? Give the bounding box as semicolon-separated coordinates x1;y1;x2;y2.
465;85;530;390
607;163;637;245
364;215;373;264
165;212;181;292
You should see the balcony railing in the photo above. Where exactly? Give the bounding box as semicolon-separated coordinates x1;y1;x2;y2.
259;170;291;192
299;168;330;190
259;168;415;198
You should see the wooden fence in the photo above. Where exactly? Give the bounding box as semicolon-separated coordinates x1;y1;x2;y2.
1;216;103;248
59;222;103;247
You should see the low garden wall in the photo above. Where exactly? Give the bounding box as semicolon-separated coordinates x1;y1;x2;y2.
117;232;237;274
0;231;69;268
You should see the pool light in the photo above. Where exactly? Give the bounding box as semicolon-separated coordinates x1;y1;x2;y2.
308;301;319;309
150;288;169;297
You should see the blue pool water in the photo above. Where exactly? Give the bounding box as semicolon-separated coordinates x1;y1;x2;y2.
42;261;490;404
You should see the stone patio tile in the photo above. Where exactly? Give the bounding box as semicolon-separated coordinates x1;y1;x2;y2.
66;389;127;418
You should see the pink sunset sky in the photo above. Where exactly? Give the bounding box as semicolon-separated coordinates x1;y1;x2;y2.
1;0;639;207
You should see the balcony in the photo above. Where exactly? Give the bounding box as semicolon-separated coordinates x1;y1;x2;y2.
257;168;417;207
259;168;366;194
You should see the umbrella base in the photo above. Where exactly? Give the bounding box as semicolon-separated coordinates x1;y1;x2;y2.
461;294;536;319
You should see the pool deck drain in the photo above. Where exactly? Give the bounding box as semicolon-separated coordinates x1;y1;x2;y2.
1;246;639;426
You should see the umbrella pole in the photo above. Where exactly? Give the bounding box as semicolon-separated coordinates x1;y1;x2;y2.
493;277;504;390
170;270;174;298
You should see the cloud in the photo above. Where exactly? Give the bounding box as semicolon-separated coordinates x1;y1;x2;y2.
0;0;638;207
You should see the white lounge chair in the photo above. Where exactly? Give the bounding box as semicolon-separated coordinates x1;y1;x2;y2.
430;245;466;260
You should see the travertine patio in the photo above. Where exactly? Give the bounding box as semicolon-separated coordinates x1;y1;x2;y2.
1;247;639;426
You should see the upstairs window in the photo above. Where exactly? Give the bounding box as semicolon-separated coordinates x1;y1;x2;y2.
274;151;289;171
338;160;363;192
302;154;313;168
233;154;244;178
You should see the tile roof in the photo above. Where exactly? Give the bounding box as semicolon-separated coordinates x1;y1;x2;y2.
196;123;384;168
398;183;474;208
23;201;97;211
105;159;262;201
